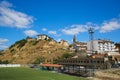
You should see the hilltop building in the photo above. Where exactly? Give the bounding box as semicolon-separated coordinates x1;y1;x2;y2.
87;39;115;53
37;34;50;40
37;34;54;41
58;40;69;47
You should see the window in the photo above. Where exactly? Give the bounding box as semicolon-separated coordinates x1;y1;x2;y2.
87;60;89;63
91;60;93;63
97;61;100;63
84;61;86;63
81;61;83;63
94;61;96;63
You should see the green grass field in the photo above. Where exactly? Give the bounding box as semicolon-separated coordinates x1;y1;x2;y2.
0;67;87;80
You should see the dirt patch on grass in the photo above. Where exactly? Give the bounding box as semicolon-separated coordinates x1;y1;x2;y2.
88;68;120;80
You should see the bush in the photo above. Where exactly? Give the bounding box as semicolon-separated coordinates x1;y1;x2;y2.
32;41;39;45
33;57;45;64
61;53;75;59
26;36;32;39
2;60;9;64
10;49;15;53
9;39;27;49
17;39;27;48
0;50;3;55
9;44;15;49
0;60;2;64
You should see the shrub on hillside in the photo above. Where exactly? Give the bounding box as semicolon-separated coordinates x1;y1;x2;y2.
32;56;45;64
10;49;15;53
17;39;27;48
9;44;15;49
0;60;9;64
32;40;39;45
61;53;75;59
0;50;3;55
9;39;27;49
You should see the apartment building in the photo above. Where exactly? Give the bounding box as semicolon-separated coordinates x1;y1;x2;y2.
87;39;115;53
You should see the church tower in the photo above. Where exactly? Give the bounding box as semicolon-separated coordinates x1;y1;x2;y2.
73;35;76;43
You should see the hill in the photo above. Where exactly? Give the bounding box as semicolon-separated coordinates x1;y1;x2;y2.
0;35;73;64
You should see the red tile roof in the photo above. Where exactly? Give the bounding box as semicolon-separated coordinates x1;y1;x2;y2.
40;64;63;68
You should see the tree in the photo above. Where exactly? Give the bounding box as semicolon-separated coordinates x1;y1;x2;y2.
0;50;3;55
9;39;27;49
61;53;75;59
0;60;2;64
2;60;9;64
115;43;120;54
26;36;32;40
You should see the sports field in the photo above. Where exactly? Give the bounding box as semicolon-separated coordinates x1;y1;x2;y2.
0;67;87;80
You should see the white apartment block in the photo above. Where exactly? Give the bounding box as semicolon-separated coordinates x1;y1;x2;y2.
87;39;115;53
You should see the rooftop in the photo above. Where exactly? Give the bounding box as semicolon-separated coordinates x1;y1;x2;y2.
40;64;63;68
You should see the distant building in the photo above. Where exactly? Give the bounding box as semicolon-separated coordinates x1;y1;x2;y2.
87;39;115;53
75;42;87;51
37;34;51;41
73;35;76;43
72;35;87;51
58;40;69;47
115;42;120;54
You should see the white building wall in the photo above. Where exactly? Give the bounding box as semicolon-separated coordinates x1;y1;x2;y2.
87;41;91;51
87;40;98;51
37;34;50;40
87;40;115;54
93;40;98;51
0;64;21;67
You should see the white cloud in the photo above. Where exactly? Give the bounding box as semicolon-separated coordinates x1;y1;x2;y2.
48;31;57;35
61;18;120;35
100;19;120;33
0;1;33;28
0;38;9;50
61;24;87;35
24;30;39;37
48;30;60;36
0;38;9;44
0;0;12;7
0;45;8;50
42;28;47;31
56;38;61;42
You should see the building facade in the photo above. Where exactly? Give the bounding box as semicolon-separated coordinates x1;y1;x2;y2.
72;35;87;51
87;39;115;53
75;42;87;51
37;34;51;41
58;40;69;47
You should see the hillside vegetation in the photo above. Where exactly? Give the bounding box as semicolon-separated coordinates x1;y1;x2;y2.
0;37;73;64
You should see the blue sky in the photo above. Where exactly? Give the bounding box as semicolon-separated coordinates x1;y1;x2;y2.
0;0;120;49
